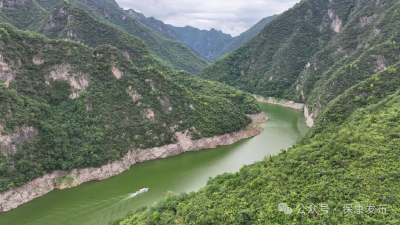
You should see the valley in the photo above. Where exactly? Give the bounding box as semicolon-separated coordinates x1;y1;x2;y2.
1;0;400;224
0;103;308;225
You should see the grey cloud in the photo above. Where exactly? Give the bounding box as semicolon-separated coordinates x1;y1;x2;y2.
116;0;300;36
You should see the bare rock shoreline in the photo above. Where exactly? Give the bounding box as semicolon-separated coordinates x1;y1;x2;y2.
254;95;314;127
0;112;268;212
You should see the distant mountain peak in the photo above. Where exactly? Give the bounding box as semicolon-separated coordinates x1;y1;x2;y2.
167;15;278;61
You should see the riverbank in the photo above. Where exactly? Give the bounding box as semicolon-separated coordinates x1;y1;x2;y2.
0;112;267;212
254;95;314;127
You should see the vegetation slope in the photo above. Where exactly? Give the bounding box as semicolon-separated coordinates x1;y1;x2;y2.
209;14;280;61
0;0;209;74
200;0;400;117
166;14;278;61
167;25;233;60
111;0;400;224
111;58;400;225
125;9;183;42
0;23;260;193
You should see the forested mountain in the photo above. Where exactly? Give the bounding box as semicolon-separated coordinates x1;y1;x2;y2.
209;14;280;61
0;0;209;74
112;0;400;224
199;0;400;121
167;25;233;59
114;76;400;224
167;15;278;61
125;9;182;42
0;23;260;193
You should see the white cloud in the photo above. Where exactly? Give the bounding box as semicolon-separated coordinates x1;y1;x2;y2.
116;0;300;36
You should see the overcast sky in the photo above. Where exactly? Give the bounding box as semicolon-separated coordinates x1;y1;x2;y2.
115;0;300;36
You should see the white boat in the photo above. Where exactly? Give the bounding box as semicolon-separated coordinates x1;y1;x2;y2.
136;188;149;194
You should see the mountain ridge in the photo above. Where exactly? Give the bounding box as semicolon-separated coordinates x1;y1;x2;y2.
166;14;279;61
167;24;233;60
0;0;210;74
209;14;280;61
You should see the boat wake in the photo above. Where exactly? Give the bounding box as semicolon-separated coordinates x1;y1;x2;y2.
125;188;149;199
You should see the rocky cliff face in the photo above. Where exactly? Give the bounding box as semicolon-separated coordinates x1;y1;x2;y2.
0;112;267;212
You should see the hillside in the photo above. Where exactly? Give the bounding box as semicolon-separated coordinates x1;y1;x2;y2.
0;0;48;31
35;1;261;114
209;14;279;61
66;0;211;74
199;0;400;122
166;15;278;61
114;80;400;224
0;23;260;193
167;25;233;59
110;0;400;224
0;0;210;74
39;1;158;70
199;0;353;110
125;9;182;42
111;34;400;225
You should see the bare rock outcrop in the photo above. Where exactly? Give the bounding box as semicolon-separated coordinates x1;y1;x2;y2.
246;112;268;123
328;9;342;33
0;54;17;87
254;95;314;127
32;55;44;65
304;106;315;127
142;108;155;120
112;66;123;79
126;86;142;102
44;64;90;99
254;95;304;110
359;14;378;28
0;112;267;212
0;125;37;155
319;9;342;33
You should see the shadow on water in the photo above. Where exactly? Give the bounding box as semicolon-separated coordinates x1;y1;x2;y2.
0;103;309;225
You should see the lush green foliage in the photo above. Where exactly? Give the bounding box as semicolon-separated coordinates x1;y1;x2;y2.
209;14;279;61
39;1;153;69
0;24;254;192
113;80;400;225
0;0;48;32
297;0;400;115
67;0;210;74
125;9;182;42
167;71;261;114
110;1;400;224
199;0;351;98
200;0;400;117
309;61;400;139
167;25;233;60
0;0;209;74
35;1;261;114
35;0;61;10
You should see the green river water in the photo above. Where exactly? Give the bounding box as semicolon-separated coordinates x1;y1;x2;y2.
0;103;308;225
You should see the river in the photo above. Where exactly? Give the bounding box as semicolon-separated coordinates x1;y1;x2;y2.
0;103;308;225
